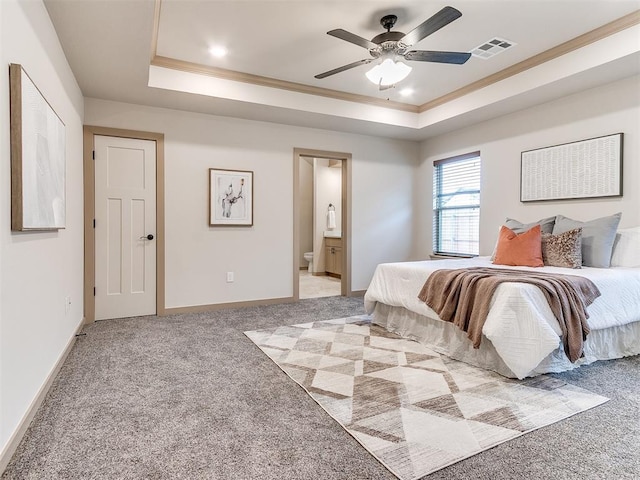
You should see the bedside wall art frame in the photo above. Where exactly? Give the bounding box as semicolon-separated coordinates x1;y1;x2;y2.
10;63;66;231
520;133;623;202
209;168;253;226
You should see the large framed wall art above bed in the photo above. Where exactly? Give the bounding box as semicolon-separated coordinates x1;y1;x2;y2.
520;133;623;202
9;63;66;231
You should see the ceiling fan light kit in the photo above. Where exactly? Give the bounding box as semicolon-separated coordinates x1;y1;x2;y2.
365;58;412;86
315;5;471;89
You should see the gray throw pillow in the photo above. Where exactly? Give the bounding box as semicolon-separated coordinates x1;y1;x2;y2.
552;213;622;267
505;216;556;234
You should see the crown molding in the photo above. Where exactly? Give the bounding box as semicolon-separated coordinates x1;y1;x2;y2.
150;1;639;116
418;9;640;112
150;0;162;60
150;55;419;113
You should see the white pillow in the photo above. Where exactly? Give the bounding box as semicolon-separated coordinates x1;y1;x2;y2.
610;226;640;267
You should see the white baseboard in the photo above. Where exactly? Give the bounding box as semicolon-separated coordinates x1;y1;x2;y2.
0;318;84;475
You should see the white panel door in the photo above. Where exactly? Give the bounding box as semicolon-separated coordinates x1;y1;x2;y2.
94;135;156;320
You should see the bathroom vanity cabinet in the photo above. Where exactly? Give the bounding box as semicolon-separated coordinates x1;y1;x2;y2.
325;237;342;278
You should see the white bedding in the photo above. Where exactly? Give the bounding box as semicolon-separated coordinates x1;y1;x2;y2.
364;257;640;378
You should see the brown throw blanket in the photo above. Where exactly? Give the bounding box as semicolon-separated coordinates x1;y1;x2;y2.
417;267;601;362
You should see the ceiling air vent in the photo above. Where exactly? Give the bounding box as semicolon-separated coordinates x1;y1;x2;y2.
471;37;516;59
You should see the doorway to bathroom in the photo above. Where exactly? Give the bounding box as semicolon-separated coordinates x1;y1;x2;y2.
293;148;351;300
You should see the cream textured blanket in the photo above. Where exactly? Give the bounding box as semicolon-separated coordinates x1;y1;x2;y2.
418;267;601;362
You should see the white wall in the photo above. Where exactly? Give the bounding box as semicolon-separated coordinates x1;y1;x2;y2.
0;0;84;462
298;157;313;267
84;98;418;303
313;159;342;273
416;75;640;258
322;161;342;233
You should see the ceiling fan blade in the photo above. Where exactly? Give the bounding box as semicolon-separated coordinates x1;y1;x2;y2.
327;29;377;50
314;59;372;79
400;6;462;46
404;50;471;64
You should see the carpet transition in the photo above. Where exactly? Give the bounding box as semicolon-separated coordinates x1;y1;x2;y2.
245;316;609;480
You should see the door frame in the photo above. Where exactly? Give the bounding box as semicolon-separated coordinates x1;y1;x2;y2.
83;126;166;322
293;148;352;299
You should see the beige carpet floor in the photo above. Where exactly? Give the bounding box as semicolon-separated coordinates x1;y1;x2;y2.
246;315;609;480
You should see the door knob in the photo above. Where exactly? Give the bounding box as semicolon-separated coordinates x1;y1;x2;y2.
140;234;154;240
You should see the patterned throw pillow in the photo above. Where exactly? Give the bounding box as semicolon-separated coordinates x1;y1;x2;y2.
541;228;582;268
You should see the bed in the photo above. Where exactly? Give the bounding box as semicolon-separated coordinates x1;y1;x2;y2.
364;256;640;379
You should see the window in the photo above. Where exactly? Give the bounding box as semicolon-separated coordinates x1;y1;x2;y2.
433;152;481;256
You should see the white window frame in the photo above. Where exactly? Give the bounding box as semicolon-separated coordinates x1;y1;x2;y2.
433;151;481;256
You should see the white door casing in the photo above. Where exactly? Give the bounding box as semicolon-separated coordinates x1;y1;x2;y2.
94;135;156;320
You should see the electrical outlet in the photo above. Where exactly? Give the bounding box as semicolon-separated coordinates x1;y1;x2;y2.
65;296;71;314
226;272;234;283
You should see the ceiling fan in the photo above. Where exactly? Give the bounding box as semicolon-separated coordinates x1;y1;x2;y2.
315;6;471;89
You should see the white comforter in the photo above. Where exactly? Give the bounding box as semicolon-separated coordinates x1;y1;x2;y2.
364;257;640;378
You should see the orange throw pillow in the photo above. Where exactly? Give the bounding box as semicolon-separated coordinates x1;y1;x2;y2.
493;224;543;267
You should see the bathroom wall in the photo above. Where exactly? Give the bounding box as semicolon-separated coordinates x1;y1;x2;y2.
313;159;342;273
299;157;313;267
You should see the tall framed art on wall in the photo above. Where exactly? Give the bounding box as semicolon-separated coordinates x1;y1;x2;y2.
10;63;66;231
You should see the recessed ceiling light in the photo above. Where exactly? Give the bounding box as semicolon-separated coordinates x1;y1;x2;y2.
399;88;414;97
209;46;228;58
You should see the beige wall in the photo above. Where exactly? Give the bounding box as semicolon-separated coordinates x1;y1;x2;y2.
84;98;418;304
416;75;640;258
0;0;84;461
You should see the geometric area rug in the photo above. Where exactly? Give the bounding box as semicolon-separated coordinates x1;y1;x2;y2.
245;316;609;480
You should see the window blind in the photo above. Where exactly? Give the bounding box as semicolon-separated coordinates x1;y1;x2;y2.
433;152;481;256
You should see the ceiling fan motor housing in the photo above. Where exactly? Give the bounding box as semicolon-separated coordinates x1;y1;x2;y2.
371;30;405;45
369;36;408;59
370;17;408;59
